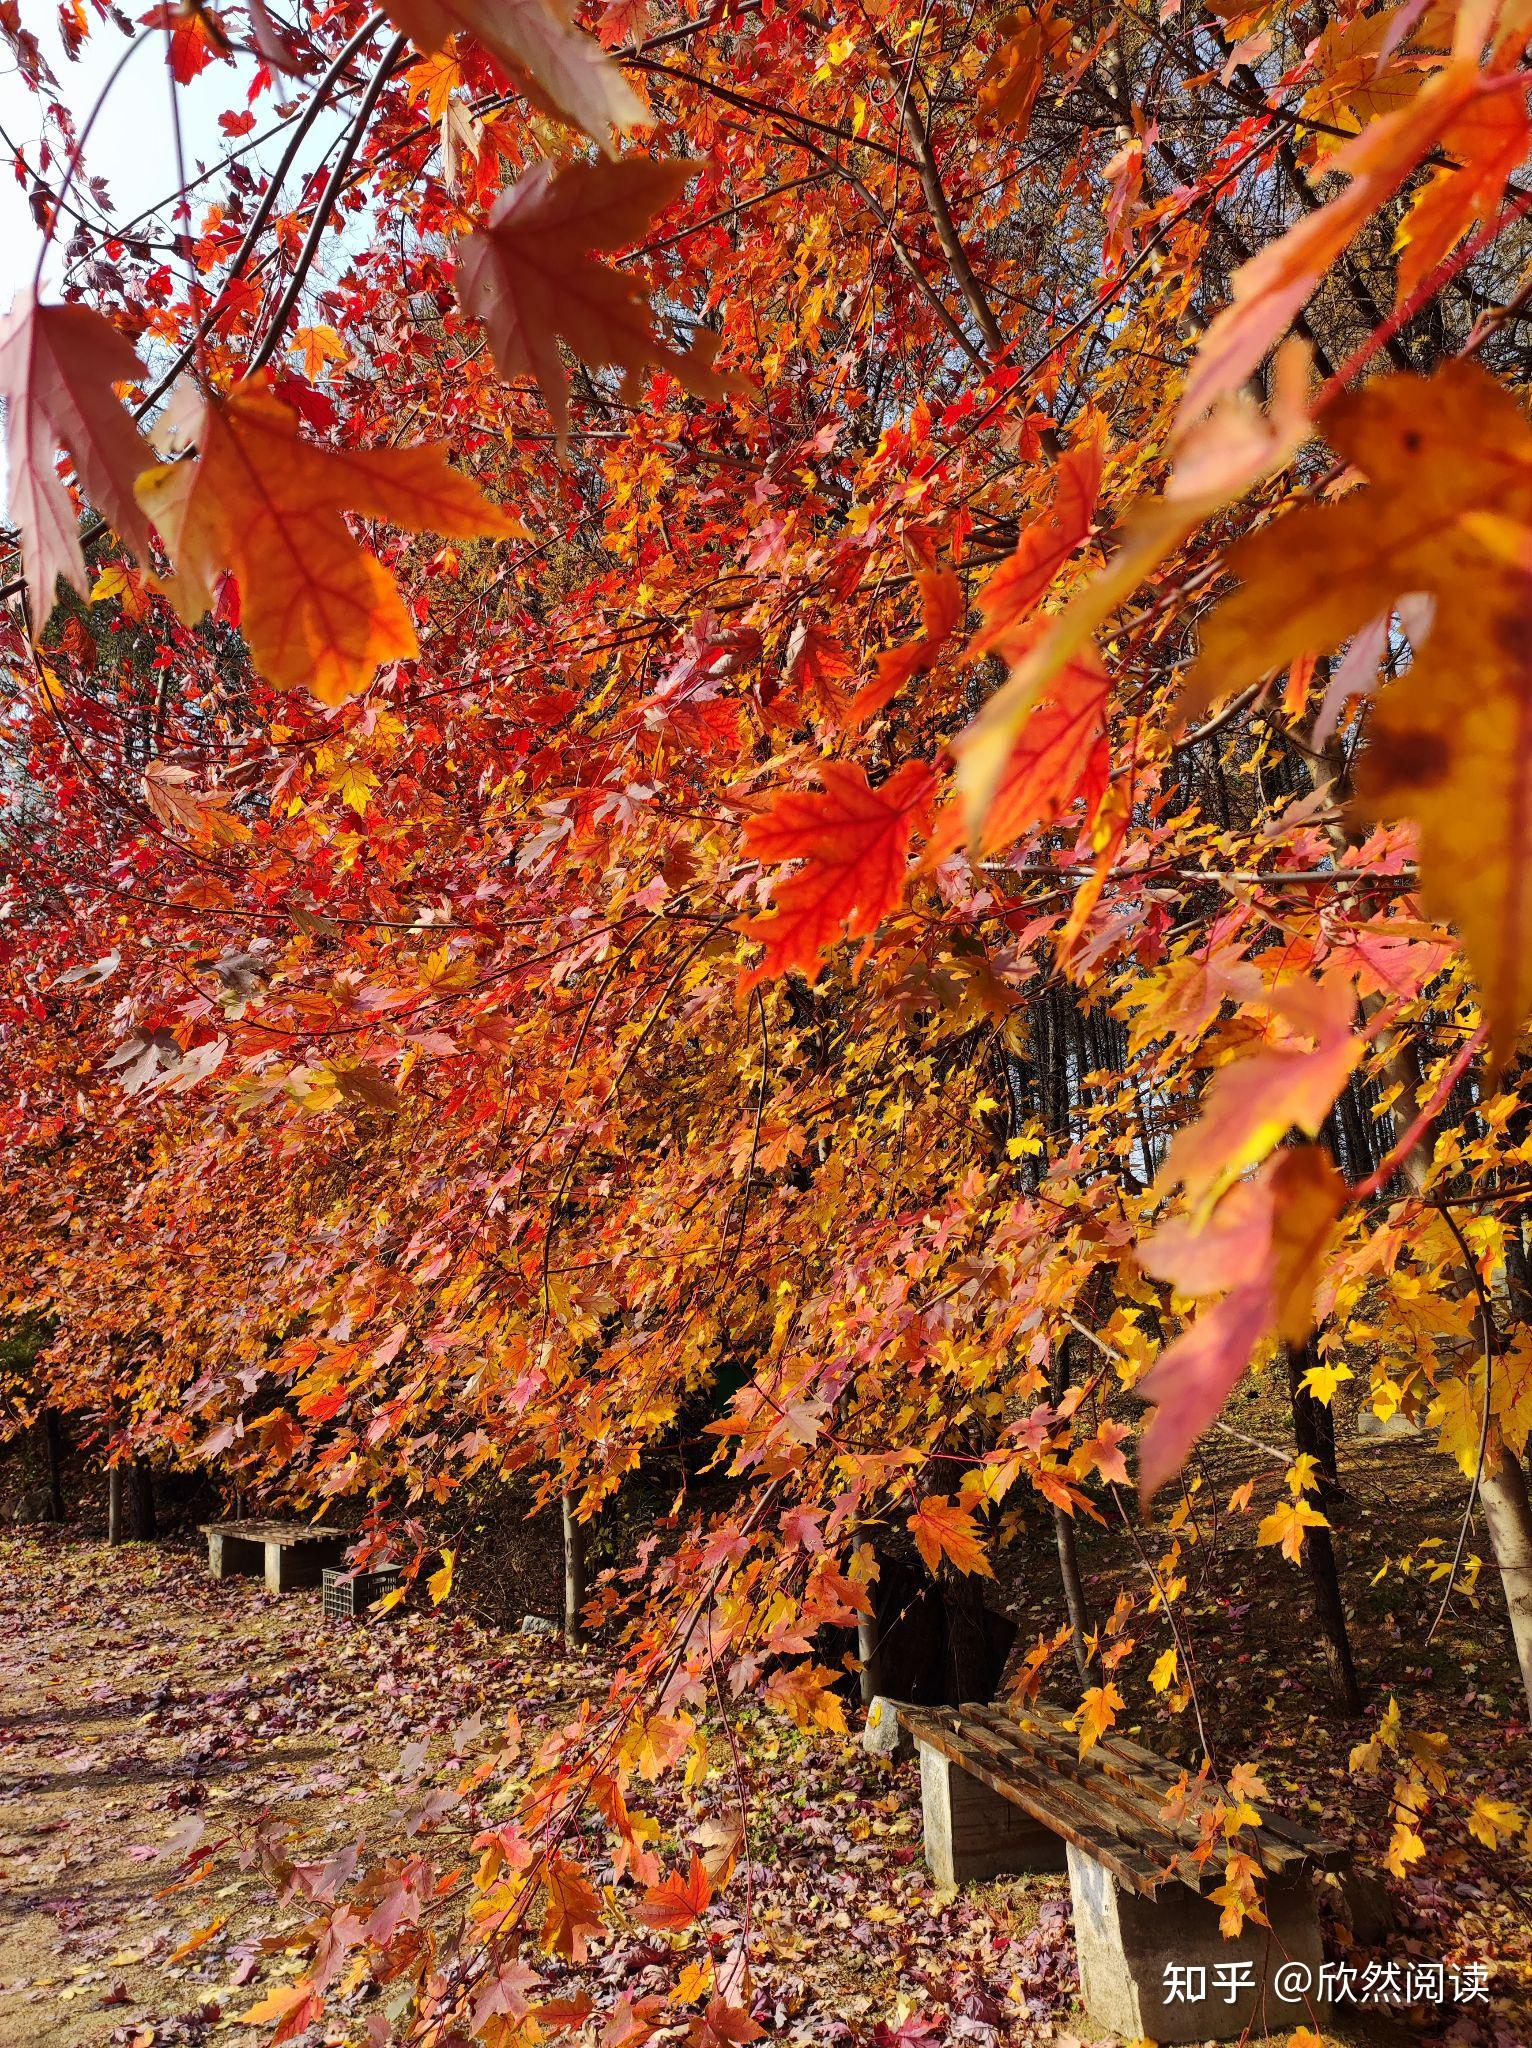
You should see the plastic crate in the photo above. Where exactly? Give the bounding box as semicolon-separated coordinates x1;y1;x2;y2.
322;1566;401;1619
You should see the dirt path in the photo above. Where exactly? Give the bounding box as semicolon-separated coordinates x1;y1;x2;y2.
0;1530;534;2047
0;1532;1078;2048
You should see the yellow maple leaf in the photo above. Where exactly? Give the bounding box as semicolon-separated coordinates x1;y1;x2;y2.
1257;1498;1329;1563
289;323;348;380
332;764;378;817
1149;1646;1178;1693
1301;1358;1354;1404
1209;1849;1268;1937
428;1546;454;1604
1385;1818;1427;1877
406;47;462;121
674;1956;713;2004
1469;1795;1523;1848
1076;1681;1123;1758
1186;363;1532;1067
89;559;150;619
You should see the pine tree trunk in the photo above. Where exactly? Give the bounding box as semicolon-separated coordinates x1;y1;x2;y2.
561;1492;587;1644
107;1467;123;1545
1479;1448;1532;1718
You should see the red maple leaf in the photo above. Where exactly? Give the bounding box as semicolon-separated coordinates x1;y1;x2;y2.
737;759;935;983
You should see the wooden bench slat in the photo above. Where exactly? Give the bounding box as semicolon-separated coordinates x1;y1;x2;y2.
967;1706;1219;1862
199;1520;346;1544
1009;1703;1348;1872
906;1710;1181;1896
968;1705;1315;1884
949;1709;1209;1891
909;1711;1167;1896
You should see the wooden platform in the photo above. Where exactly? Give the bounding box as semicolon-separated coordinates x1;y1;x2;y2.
200;1519;347;1594
902;1699;1348;2043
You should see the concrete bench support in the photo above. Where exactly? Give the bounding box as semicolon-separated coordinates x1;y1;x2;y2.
264;1535;343;1593
919;1745;1068;1887
207;1530;265;1580
1066;1841;1327;2045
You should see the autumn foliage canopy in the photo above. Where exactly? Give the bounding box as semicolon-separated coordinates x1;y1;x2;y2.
4;0;1532;2035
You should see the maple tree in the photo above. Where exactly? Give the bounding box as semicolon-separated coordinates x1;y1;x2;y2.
3;0;1532;2036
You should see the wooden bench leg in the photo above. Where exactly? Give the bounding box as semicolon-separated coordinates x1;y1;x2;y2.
207;1533;263;1580
919;1744;1069;1887
1066;1843;1328;2044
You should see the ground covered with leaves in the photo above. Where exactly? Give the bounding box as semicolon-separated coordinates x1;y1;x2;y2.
0;1532;1079;2048
0;1514;1525;2048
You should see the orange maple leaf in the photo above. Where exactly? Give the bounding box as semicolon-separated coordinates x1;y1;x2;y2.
783;622;858;726
908;1493;994;1577
969;429;1104;664
849;567;965;727
736;758;935;983
135;376;519;704
602;1996;666;2048
289;324;348;381
1178;62;1493;428
238;1980;322;2036
541;1853;606;1962
688;1997;766;2048
762;1660;848;1733
1397;88;1532;304
928;645;1108;863
456;156;732;454
142;762;250;849
633;1851;713;1932
1155;977;1361;1217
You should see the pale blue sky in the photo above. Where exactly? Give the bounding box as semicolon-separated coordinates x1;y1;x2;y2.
0;8;341;302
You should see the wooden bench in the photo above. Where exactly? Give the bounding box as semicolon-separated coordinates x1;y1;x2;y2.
200;1519;347;1595
904;1700;1348;2044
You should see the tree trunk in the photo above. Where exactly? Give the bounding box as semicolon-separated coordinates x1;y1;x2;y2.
856;1578;886;1707
43;1410;65;1522
1286;1344;1364;1713
107;1466;123;1545
1479;1447;1532;1718
856;1616;883;1704
125;1459;156;1541
561;1492;587;1644
1054;1506;1102;1683
1050;1335;1101;1682
942;1564;998;1702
